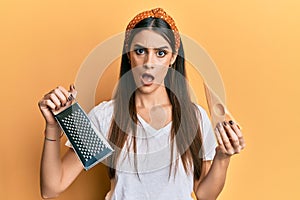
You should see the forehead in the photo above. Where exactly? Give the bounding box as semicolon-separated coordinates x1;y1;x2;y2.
130;30;171;49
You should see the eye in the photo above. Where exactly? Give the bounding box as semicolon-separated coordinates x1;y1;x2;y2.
135;48;145;55
157;50;167;57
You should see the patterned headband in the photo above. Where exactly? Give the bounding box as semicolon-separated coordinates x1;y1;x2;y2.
125;8;180;52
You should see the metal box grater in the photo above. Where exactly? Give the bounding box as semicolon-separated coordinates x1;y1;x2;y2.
54;102;114;170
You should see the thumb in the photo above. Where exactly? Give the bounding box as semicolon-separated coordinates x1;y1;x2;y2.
69;84;77;99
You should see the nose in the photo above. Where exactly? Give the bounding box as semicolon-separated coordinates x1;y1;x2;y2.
143;50;155;69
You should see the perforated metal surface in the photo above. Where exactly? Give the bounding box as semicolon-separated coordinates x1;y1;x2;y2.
55;102;113;170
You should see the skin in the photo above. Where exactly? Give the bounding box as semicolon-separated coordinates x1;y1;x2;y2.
38;30;245;200
39;85;83;198
129;30;177;129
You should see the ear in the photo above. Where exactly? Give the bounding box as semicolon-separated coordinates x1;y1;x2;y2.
170;53;178;65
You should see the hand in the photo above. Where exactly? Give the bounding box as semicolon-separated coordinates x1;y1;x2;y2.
38;84;77;127
214;120;246;159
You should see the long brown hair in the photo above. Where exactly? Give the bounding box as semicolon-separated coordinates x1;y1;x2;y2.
108;17;204;180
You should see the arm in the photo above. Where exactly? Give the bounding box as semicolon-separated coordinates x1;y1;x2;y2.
39;85;83;199
40;126;83;199
194;120;245;200
194;154;230;200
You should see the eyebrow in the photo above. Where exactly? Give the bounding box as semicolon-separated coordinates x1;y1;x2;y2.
133;44;170;50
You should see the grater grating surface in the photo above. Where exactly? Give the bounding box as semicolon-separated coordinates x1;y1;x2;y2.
54;102;114;170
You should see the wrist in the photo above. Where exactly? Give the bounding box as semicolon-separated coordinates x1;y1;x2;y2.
44;132;63;141
44;124;62;141
45;123;60;132
214;155;231;167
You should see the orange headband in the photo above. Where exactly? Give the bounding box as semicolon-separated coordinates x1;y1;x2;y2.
125;8;180;52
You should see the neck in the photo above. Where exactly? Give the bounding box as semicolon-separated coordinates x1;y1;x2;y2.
135;86;170;109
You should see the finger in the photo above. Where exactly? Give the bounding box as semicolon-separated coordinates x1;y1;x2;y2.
57;85;71;97
69;84;77;99
43;86;68;100
223;121;241;153
214;127;223;146
214;128;228;153
49;93;62;110
46;99;56;110
39;99;56;110
39;98;54;110
229;120;246;149
53;87;68;106
217;122;234;155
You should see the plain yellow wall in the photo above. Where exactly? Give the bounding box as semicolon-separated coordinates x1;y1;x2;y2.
1;0;300;199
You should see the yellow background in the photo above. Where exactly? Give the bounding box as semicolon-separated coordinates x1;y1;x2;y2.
1;0;300;199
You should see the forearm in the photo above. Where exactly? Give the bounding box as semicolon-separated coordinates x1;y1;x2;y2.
195;157;230;200
39;85;83;198
40;125;64;198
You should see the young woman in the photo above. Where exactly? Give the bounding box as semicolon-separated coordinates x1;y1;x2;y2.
38;8;245;200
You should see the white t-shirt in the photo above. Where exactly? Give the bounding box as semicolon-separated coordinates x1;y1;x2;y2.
66;100;217;200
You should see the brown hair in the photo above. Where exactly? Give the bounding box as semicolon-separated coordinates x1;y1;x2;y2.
107;17;204;180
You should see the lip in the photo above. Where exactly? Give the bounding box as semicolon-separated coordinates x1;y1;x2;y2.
140;72;155;86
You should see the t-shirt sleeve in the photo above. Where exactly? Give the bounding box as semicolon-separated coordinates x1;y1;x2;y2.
196;105;218;161
65;100;114;148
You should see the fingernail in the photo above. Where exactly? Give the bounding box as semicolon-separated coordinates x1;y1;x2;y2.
229;120;234;125
67;94;74;101
223;121;227;126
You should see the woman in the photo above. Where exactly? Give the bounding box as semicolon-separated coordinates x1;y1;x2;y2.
38;8;245;200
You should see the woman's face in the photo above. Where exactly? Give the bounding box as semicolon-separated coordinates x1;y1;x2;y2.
129;30;177;94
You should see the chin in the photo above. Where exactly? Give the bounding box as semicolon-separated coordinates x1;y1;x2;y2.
136;84;160;94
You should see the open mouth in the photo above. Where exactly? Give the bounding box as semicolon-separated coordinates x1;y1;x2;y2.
141;73;155;85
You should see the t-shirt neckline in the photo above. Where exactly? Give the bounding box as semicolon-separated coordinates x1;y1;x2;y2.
137;114;172;133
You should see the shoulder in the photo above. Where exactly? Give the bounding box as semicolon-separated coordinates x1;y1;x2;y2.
194;103;217;160
193;103;210;123
92;99;114;111
87;100;115;137
88;99;115;117
87;100;115;124
194;104;207;114
193;103;213;134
